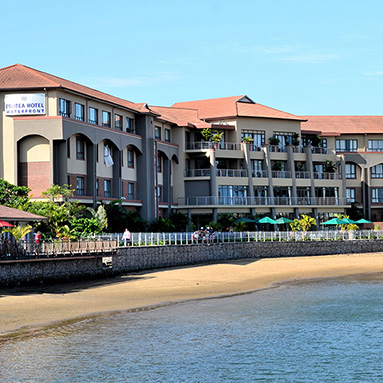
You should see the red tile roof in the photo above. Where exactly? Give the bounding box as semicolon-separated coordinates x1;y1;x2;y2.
149;105;211;129
303;116;383;135
0;64;149;114
172;95;305;121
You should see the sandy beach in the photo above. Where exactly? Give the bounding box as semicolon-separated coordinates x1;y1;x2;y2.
1;252;383;337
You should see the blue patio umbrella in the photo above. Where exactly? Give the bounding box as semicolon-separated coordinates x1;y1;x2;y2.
275;217;293;224
234;217;258;223
355;218;373;224
341;218;357;224
320;218;345;225
258;216;278;224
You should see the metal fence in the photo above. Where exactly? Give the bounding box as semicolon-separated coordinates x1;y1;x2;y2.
117;230;383;247
1;230;382;260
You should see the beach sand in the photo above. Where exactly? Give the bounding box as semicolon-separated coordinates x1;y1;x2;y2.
1;252;383;337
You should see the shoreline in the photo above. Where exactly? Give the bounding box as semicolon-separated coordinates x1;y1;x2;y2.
2;252;383;339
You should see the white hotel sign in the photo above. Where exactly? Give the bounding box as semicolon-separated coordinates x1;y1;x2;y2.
4;93;46;116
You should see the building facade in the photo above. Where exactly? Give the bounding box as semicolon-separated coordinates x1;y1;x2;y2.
1;64;381;226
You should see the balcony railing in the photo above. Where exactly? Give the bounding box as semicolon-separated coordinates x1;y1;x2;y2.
269;145;286;153
177;196;350;206
185;169;211;177
251;170;268;178
313;172;341;180
295;171;311;179
217;142;242;151
271;171;292;178
216;169;248;177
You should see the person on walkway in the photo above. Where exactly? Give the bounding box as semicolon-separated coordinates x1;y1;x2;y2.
122;228;131;246
34;231;42;255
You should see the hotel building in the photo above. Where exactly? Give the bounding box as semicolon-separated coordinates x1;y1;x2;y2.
0;64;381;226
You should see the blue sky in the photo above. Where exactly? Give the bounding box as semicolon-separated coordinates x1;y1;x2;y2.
1;0;383;115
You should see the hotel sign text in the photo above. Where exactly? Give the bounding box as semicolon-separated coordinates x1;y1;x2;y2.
5;93;46;115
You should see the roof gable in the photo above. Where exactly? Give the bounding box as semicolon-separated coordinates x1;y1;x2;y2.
0;64;145;113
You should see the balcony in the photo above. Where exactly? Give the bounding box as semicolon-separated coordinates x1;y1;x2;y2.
185;169;211;177
313;172;341;180
295;171;310;179
271;171;292;178
216;169;248;177
251;170;268;178
177;196;350;206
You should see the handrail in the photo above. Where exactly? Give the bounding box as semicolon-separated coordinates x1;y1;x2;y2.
177;196;350;206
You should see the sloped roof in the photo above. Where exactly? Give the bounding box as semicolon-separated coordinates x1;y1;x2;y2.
0;205;46;222
172;95;305;121
0;64;149;114
303;116;383;135
149;105;211;129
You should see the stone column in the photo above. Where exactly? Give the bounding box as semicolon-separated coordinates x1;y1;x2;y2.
163;157;172;218
112;149;122;199
242;142;255;215
53;139;68;187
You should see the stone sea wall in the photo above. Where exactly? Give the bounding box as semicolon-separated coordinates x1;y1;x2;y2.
1;240;383;287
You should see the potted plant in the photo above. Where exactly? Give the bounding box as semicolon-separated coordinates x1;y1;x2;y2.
269;135;280;146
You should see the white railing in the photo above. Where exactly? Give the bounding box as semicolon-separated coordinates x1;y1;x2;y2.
313;172;341;180
252;170;268;178
116;230;383;247
216;169;248;177
177;196;350;206
295;171;311;179
185;141;213;150
271;170;292;178
185;169;211;177
217;142;243;151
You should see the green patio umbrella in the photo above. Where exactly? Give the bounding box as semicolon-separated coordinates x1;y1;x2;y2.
258;216;278;224
355;218;373;224
320;218;345;225
275;217;293;224
234;217;258;223
341;218;357;224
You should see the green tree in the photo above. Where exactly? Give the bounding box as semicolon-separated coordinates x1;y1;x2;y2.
169;212;190;232
201;128;212;141
0;179;30;208
148;217;175;232
3;224;32;242
289;215;317;232
42;184;74;202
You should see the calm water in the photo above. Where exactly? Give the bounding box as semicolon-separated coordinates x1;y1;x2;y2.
2;276;383;382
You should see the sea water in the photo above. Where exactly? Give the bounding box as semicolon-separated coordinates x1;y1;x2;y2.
2;276;383;382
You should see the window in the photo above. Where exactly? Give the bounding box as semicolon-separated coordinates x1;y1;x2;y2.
76;137;84;160
67;139;71;158
157;155;162;172
218;185;248;205
165;129;171;142
76;176;85;196
157;185;162;202
75;103;84;121
372;188;383;203
371;164;383;178
241;130;265;151
369;140;383;152
102;111;111;127
346;188;355;203
89;107;98;124
128;182;135;199
336;139;357;152
345;163;356;178
115;114;122;130
104;180;112;198
59;98;71;117
128;149;134;168
126;117;136;133
96;179;99;196
155;126;161;140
